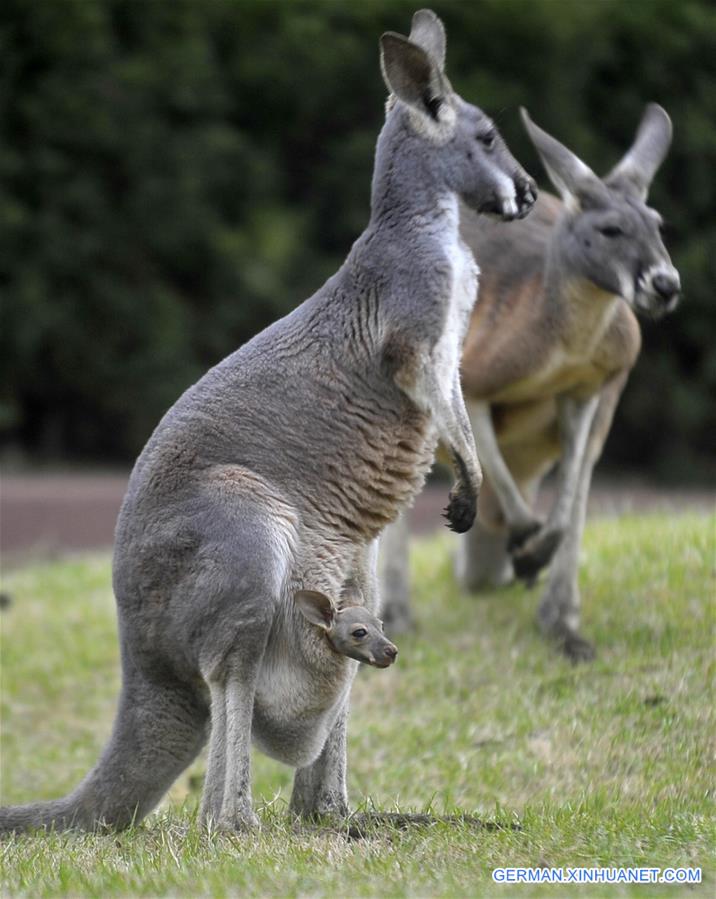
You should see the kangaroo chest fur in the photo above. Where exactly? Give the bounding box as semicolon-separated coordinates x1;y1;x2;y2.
436;234;480;388
417;200;481;407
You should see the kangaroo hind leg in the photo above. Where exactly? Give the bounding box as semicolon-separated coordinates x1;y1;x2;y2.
290;702;350;821
196;487;294;831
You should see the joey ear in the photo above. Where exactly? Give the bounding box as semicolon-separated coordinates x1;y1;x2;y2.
408;9;446;72
520;107;601;207
605;103;672;200
380;32;448;121
294;590;336;630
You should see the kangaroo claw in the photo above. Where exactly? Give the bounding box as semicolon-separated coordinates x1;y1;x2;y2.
443;487;477;533
511;527;563;581
506;519;542;553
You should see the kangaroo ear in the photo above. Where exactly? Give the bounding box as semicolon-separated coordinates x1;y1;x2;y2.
605;103;672;200
520;107;601;207
340;582;363;608
408;9;446;72
380;32;448;121
295;590;336;630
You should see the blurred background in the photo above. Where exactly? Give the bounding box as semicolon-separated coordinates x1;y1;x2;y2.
1;0;714;556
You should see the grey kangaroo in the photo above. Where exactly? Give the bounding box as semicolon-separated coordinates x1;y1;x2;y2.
0;9;535;833
381;104;679;660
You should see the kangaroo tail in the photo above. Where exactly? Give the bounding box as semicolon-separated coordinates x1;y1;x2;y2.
0;674;207;833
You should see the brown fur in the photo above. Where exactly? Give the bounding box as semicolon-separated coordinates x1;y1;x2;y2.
460;195;642;416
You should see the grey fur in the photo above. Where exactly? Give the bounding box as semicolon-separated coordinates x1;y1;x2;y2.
409;9;447;70
0;10;534;833
381;32;448;115
381;105;679;660
606;104;673;201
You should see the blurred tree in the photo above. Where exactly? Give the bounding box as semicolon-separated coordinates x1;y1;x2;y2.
0;0;713;480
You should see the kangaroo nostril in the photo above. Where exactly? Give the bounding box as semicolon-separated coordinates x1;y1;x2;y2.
385;645;398;659
652;272;679;300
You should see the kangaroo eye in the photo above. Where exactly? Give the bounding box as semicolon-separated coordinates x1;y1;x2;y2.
477;131;495;149
599;225;623;238
352;628;367;639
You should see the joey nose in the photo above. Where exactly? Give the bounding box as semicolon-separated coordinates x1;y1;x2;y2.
384;644;398;661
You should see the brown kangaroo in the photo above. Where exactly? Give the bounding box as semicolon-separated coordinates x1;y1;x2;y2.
381;104;680;661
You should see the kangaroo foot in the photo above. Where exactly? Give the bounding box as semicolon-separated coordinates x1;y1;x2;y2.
214;807;260;833
557;628;596;663
511;526;563;582
541;617;595;663
443;485;477;533
290;794;350;822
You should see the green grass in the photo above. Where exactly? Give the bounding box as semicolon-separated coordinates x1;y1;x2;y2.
1;513;714;897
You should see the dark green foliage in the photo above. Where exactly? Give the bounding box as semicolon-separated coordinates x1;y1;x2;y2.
1;0;713;478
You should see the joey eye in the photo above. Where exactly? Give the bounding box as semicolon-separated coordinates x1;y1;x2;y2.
599;225;623;238
352;628;368;639
477;131;495;150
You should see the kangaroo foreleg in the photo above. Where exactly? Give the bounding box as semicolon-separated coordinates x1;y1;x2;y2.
442;376;483;532
468;400;542;547
395;352;481;533
512;394;599;582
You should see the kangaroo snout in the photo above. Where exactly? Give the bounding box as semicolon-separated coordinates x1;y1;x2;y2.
482;171;537;222
372;641;398;668
652;271;681;306
383;643;398;663
636;265;681;318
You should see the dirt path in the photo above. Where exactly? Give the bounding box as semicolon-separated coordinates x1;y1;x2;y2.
1;471;713;565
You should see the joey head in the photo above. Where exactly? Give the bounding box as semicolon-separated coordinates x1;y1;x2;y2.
295;590;398;669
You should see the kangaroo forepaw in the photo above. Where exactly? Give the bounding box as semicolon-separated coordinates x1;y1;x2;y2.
511;526;563;581
443;486;477;533
506;519;542;553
